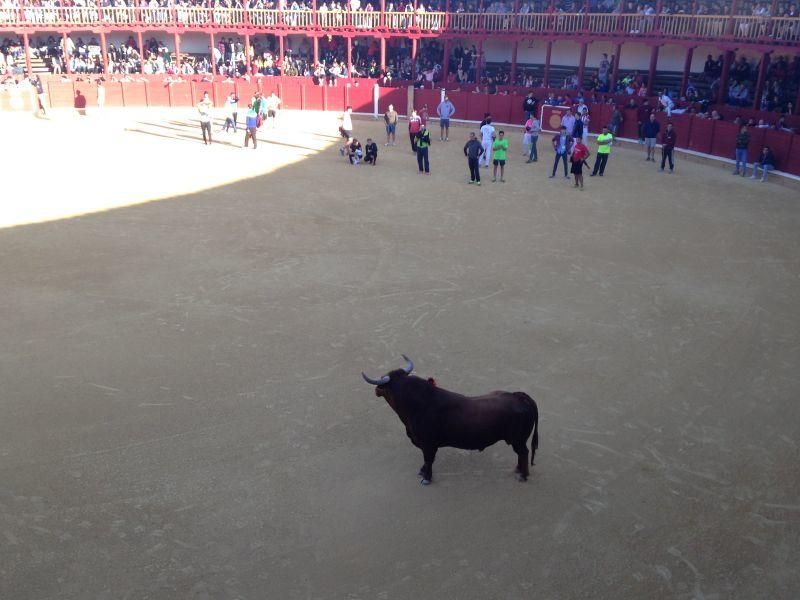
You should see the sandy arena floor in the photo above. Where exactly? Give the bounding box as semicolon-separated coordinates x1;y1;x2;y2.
1;108;799;599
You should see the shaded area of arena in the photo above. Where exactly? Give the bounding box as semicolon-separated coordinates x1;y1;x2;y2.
1;114;799;599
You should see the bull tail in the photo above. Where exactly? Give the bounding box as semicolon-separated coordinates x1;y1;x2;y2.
513;392;539;466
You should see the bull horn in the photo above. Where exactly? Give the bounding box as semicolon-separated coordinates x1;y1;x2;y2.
401;354;414;374
362;372;390;386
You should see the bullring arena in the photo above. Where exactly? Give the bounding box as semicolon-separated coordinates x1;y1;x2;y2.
2;8;800;597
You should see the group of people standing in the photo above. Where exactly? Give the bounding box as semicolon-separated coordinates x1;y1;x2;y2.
196;90;281;149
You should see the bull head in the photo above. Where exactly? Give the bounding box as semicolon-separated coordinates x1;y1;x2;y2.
361;354;414;386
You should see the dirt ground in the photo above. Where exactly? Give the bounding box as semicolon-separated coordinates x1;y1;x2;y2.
1;108;799;600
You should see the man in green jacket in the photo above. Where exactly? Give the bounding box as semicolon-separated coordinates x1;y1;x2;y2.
415;123;432;174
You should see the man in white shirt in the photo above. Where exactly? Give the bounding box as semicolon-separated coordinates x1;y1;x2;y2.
479;117;496;167
197;91;213;145
560;109;576;138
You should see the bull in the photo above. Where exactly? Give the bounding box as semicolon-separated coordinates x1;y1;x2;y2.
362;355;539;485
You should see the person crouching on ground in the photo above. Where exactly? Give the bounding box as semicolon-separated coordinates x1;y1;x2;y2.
364;138;378;165
243;104;258;149
570;138;591;190
347;138;363;165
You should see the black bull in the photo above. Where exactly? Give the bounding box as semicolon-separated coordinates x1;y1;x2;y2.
362;356;539;485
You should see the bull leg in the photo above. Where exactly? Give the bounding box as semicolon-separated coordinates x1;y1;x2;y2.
512;442;530;481
419;447;438;486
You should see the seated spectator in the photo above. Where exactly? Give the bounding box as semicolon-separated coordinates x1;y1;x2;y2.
750;146;776;182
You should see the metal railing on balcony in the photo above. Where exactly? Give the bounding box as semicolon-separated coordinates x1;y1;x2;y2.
2;6;798;49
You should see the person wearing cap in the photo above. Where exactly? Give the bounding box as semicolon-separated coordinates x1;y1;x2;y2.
436;95;456;141
590;125;613;176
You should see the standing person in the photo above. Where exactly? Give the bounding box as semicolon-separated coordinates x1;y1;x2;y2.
197;91;213;145
570;137;590;189
464;131;484;185
414;122;432;174
384;103;398;146
733;125;750;176
590;125;613;176
479;117;495;168
637;100;650;144
492;130;509;183
525;114;541;163
549;126;573;179
609;105;622;136
580;108;590;145
436;95;455;141
659;122;676;173
408;109;422;153
419;104;430;127
341;105;353;139
750;145;775;182
96;79;105;110
243;103;258;149
222;92;238;132
561;109;576;139
265;92;281;128
364;138;378;165
643;113;660;161
32;75;46;116
523;92;537;121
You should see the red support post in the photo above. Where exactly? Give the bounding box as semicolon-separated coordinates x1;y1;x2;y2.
278;35;284;68
543;40;552;88
210;32;217;75
380;36;386;70
22;33;32;77
411;37;417;78
510;40;518;85
313;36;319;66
63;32;72;74
726;0;738;36
577;42;587;90
346;36;352;76
610;42;621;90
717;50;733;104
100;31;109;74
476;39;483;84
380;0;386;28
174;32;181;73
654;0;662;32
647;44;659;95
137;31;144;71
680;46;694;96
311;0;317;27
752;51;771;110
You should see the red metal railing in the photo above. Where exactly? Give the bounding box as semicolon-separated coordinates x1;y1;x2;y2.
3;7;799;47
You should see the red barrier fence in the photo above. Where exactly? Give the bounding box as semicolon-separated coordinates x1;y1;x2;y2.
11;75;800;177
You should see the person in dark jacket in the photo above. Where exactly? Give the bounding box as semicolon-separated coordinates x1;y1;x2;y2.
364;138;378;165
523;93;537;120
415;124;432;174
750;146;776;182
733;125;750;176
659;122;677;173
643;113;661;162
549;126;574;178
464;131;485;185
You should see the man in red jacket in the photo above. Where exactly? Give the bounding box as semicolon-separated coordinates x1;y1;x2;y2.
659;122;677;173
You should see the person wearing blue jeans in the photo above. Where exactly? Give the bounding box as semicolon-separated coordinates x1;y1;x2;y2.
751;146;776;182
733;125;750;176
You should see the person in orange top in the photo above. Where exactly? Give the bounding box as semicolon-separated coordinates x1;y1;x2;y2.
570;139;591;190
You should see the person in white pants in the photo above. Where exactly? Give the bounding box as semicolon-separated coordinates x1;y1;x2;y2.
479;118;495;168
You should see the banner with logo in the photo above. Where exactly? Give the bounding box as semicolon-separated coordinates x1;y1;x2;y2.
539;105;572;133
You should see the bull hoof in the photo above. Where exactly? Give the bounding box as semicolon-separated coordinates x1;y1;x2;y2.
420;478;431;486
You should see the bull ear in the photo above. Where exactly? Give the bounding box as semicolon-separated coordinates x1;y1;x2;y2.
401;354;414;374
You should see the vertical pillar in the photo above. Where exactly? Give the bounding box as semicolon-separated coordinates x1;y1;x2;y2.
346;36;352;76
577;42;587;89
442;39;450;83
680;46;693;96
476;39;483;83
100;31;109;74
63;32;72;74
411;37;417;78
137;31;144;72
647;44;659;94
311;0;317;27
654;0;662;32
444;0;451;29
380;0;386;28
246;33;253;74
380;36;386;70
210;32;217;75
313;36;319;65
22;33;32;76
510;40;518;85
726;0;738;36
610;42;621;90
717;50;733;104
752;51;771;110
543;40;552;88
278;35;284;66
174;32;180;72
